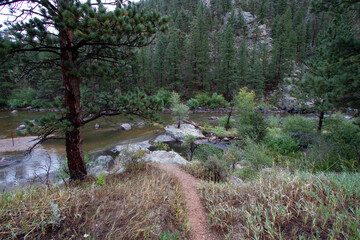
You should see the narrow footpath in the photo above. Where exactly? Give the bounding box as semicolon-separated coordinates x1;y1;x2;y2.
156;163;222;240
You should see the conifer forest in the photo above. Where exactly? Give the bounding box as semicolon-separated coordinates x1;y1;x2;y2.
0;0;359;239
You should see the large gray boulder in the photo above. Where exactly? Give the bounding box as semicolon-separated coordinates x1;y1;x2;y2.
87;155;114;177
143;150;188;165
155;134;176;143
113;141;152;154
164;124;205;141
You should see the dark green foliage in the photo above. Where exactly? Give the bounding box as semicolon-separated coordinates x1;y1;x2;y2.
218;116;235;129
155;88;173;109
235;88;267;141
194;144;224;162
8;88;37;108
217;23;237;100
263;129;300;154
186;98;199;110
283;116;316;147
194;92;229;109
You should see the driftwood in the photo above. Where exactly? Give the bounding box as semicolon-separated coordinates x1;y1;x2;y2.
183;119;204;130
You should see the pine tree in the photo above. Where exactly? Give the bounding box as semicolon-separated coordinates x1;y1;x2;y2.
0;0;168;180
237;40;248;88
218;23;237;100
165;27;186;91
154;34;168;88
271;7;298;84
187;3;210;93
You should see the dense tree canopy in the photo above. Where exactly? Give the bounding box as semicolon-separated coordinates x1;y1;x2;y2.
0;0;168;180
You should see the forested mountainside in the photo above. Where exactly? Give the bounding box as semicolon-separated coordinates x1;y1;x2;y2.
0;0;359;111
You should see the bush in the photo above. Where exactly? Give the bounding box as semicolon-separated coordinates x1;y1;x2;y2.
283;115;316;147
194;92;229;109
208;93;229;109
263;128;300;154
181;155;229;182
156;88;173;108
235;87;267;141
218;116;235;129
202;154;229;182
195;93;211;106
241;138;272;170
8;87;37;108
187;98;199;110
194;144;223;162
155;142;170;151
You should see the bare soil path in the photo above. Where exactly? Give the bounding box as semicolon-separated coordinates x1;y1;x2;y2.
156;163;222;240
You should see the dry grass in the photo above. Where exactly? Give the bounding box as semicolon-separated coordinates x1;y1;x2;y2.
198;170;360;239
0;164;189;239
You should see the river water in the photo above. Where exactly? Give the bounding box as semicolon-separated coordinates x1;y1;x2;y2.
0;110;226;189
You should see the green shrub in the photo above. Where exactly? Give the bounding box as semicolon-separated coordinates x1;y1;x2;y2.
195;93;211;106
233;166;259;181
241;138;272;170
263;128;299;154
304;114;360;172
96;173;106;186
8;87;37;108
283;115;316;147
156;88;173;108
202;154;229;182
0;98;7;107
186;98;199;110
218;116;235;129
267;116;282;128
155;142;170;151
208;93;229;109
194;144;223;162
235;88;267;141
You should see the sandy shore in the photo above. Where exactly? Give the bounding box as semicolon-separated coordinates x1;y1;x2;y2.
0;136;39;153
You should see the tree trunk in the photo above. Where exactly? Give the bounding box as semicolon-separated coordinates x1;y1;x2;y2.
225;105;233;131
317;111;324;132
60;28;87;181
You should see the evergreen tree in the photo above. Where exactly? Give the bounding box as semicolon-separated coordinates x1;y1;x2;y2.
187;3;210;93
237;40;248;88
218;23;237;100
165;28;186;91
0;0;168;180
154;34;168;88
271;7;297;84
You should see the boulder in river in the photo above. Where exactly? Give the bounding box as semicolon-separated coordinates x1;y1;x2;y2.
16;124;26;131
94;123;99;129
11;110;18;114
120;123;132;131
137;122;145;127
164;124;205;141
208;116;219;121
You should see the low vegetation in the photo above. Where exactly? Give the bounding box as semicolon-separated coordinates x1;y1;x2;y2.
198;171;360;239
0;165;189;239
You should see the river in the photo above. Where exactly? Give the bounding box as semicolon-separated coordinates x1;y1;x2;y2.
0;110;226;189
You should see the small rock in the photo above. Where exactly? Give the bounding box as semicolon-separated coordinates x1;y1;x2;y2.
223;137;229;141
208;116;219;121
94;123;99;129
16;124;26;131
11;110;18;114
229;176;244;185
116;167;126;175
209;137;217;142
26;106;32;110
137;122;145;127
262;168;272;173
120;123;131;131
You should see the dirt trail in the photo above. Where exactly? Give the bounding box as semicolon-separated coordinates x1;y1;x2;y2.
156;163;221;240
